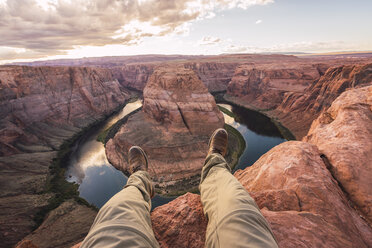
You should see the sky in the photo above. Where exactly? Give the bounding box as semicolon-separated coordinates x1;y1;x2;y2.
0;0;371;64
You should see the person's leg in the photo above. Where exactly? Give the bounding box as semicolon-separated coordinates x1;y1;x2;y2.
200;129;278;248
80;147;160;248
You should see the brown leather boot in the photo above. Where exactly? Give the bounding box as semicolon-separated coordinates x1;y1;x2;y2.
207;128;228;157
128;146;148;174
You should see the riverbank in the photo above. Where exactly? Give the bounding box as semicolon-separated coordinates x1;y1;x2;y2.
214;92;296;141
33;95;142;229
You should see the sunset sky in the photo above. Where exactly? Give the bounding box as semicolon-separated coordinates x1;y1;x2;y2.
1;0;371;64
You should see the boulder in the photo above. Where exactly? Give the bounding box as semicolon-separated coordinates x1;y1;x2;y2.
304;85;372;224
152;193;207;248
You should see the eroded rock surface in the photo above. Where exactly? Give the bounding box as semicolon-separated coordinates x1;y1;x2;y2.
235;141;371;248
0;65;129;155
151;193;207;248
227;63;323;110
150;142;372;248
16;200;96;248
106;66;224;192
273;63;372;138
304;85;372;224
111;64;155;91
0;65;129;247
184;62;239;92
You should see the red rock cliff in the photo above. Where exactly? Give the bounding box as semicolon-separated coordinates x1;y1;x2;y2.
0;65;129;247
304;85;372;224
0;65;129;156
226;63;323;110
273;63;372;138
106;66;224;193
149;85;372;248
183;62;239;92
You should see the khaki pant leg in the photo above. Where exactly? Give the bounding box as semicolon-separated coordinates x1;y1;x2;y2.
80;171;160;248
200;153;278;248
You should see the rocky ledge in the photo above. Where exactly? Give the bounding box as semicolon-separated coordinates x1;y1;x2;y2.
0;65;129;248
149;85;372;248
105;66;224;193
226;63;372;139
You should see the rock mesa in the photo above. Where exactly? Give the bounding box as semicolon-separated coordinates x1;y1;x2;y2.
106;66;224;192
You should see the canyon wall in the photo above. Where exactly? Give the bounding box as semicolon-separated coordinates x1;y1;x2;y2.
274;63;372;138
150;86;372;248
110;61;240;92
226;63;372;139
110;64;155;91
0;66;130;155
304;85;372;224
106;66;224;192
183;62;239;92
226;63;326;109
3;55;372;247
0;65;130;247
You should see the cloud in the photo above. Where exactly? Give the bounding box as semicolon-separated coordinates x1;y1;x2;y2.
0;0;274;60
255;19;262;24
222;41;362;54
199;36;222;45
223;44;248;53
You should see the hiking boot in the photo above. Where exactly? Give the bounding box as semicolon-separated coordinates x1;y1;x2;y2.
207;128;228;157
128;146;148;174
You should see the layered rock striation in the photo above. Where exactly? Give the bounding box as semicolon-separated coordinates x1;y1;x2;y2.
106;66;224;192
272;63;372;138
110;64;155;91
0;66;129;156
304;85;372;224
151;139;372;248
183;62;239;92
0;65;129;247
226;63;372;139
149;85;372;247
227;63;324;110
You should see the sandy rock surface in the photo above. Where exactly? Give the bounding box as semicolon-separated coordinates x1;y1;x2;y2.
227;63;322;110
16;200;96;248
151;193;207;248
274;63;372;138
0;65;129;247
304;85;372;224
106;66;224;191
150;142;372;248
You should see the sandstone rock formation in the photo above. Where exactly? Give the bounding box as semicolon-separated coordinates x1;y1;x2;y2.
3;55;372;247
227;63;324;110
148;85;372;247
184;62;239;92
152;193;207;248
16;200;96;248
106;66;224;192
0;66;129;156
304;85;372;224
150;142;372;248
273;63;372;138
111;64;155;91
0;65;129;247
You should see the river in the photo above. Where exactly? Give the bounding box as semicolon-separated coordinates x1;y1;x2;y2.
65;100;286;210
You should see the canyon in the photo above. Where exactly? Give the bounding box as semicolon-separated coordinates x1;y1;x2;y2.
0;54;371;247
105;66;224;193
